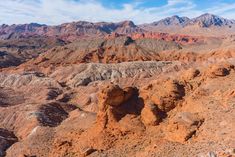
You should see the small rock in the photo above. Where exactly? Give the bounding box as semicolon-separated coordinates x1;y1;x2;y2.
81;147;96;157
207;151;217;157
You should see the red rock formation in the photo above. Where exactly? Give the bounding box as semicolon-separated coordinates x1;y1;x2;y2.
131;32;203;45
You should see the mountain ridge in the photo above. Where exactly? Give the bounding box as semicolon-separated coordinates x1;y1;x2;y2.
140;13;235;37
144;13;235;28
0;13;235;40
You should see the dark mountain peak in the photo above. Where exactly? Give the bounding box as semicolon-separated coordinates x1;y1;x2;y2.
171;15;189;20
152;15;190;26
189;13;234;27
196;13;222;21
118;20;136;27
66;21;95;27
172;15;180;18
28;23;46;27
199;13;215;17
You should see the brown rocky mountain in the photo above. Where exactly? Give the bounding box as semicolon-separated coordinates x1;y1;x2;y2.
0;21;145;41
0;13;235;157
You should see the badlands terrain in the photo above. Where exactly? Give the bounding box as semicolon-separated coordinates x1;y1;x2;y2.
0;13;235;157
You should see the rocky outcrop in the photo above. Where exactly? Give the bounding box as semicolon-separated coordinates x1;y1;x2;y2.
141;79;185;112
96;79;186;129
96;84;140;129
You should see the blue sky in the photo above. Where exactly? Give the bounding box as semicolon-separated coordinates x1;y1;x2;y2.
1;0;235;25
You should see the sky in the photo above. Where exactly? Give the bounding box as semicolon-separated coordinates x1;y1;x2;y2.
1;0;235;25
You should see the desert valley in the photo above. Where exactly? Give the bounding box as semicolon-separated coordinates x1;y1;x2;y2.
0;11;234;157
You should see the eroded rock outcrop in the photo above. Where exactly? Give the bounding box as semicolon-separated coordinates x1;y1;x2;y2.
204;62;234;78
141;79;185;112
96;84;141;129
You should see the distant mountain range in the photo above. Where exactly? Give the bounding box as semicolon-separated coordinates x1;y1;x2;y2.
0;20;145;40
145;13;235;27
0;13;234;40
140;13;235;36
188;13;235;27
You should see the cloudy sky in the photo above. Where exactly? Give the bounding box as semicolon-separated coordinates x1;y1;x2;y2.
1;0;235;25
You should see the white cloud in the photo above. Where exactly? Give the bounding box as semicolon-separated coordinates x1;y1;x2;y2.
0;0;234;25
205;2;235;18
167;0;189;6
